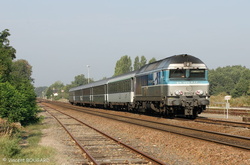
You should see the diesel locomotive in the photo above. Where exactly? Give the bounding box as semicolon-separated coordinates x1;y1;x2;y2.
69;54;210;118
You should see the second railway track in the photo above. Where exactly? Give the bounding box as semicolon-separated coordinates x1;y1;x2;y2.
41;103;166;165
195;118;250;129
42;101;250;151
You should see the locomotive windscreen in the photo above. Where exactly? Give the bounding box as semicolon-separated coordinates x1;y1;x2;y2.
170;69;206;79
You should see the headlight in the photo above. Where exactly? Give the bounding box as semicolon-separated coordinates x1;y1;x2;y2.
196;90;204;95
175;90;183;96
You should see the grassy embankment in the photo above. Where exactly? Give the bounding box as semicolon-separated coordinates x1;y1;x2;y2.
0;113;55;165
210;93;250;107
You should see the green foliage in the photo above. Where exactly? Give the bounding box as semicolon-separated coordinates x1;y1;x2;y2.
148;57;156;64
0;52;12;82
0;82;25;123
45;81;79;100
114;55;132;76
45;81;64;99
0;29;16;60
209;65;250;97
114;55;157;76
0;136;21;157
0;82;37;125
10;60;38;124
133;55;150;71
0;29;38;125
71;74;93;86
35;86;48;97
10;59;33;84
140;56;147;67
0;121;55;160
0;29;16;82
133;56;140;70
72;74;86;86
17;83;38;124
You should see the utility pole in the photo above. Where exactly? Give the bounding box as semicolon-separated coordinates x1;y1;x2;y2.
87;65;90;83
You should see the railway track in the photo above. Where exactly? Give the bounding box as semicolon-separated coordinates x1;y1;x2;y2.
41;103;166;165
42;101;250;151
195;118;250;129
204;108;250;116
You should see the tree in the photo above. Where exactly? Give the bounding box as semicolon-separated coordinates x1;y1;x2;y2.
10;59;33;85
0;51;12;82
0;29;16;60
133;56;155;71
46;81;65;100
133;56;140;71
140;56;147;67
0;29;38;125
208;65;250;97
114;55;132;76
71;74;92;87
35;86;48;97
231;69;250;97
0;29;16;82
148;57;156;64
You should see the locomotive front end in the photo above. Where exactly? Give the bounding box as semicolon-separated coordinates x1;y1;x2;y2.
165;57;210;118
134;54;209;118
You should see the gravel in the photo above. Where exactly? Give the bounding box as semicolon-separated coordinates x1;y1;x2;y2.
39;110;89;164
40;104;250;165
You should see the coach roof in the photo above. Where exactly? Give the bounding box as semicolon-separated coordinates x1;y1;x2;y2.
69;78;109;92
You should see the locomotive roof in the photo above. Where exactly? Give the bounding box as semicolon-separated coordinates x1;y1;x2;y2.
137;54;207;75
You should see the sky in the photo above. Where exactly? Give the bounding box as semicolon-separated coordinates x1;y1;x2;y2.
1;0;250;87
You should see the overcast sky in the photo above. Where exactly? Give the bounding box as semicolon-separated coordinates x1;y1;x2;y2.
1;0;250;87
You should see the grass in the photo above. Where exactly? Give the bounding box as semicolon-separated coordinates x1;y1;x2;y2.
229;96;250;107
0;118;56;165
210;94;250;107
0;136;21;158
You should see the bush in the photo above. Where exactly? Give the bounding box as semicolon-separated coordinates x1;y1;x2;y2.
0;82;38;125
0;82;25;122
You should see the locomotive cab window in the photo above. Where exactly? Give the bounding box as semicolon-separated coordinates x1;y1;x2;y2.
189;69;205;78
170;69;186;78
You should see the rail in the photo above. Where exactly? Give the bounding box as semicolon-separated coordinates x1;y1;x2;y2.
41;102;167;165
46;101;250;151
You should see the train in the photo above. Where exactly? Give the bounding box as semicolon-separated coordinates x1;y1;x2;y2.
69;54;210;118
